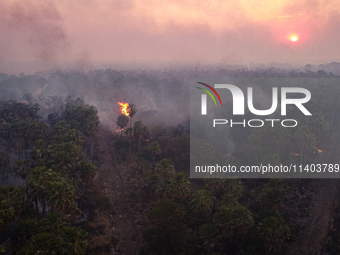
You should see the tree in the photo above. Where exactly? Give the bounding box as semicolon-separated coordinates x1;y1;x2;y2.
213;204;254;238
133;120;147;156
189;188;214;216
46;179;76;213
125;127;133;155
62;105;99;159
58;226;88;255
28;167;54;213
116;114;129;134
76;161;96;208
258;216;290;252
155;159;175;181
127;103;137;129
16;225;88;255
158;173;190;201
205;178;244;199
144;198;192;254
257;179;291;209
28;167;77;214
0;186;24;229
77;162;96;184
148;142;161;169
17;232;58;255
23;92;33;102
198;223;220;253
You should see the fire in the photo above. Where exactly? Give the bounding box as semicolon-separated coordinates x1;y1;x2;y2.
291;152;301;156
118;102;129;116
314;147;323;153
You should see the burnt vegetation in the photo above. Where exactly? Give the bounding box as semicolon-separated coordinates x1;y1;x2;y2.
0;65;340;254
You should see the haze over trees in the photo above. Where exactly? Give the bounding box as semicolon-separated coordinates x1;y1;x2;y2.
0;65;340;254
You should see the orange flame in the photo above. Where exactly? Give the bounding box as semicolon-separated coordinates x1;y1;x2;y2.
314;147;323;153
118;102;129;116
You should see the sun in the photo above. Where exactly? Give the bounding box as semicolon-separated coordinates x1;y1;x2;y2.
290;35;298;42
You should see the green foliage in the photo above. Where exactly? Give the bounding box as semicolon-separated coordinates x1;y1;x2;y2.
17;232;59;255
0;186;24;229
0;245;4;255
221;194;238;208
76;161;97;183
58;226;88;255
205;178;244;199
258;216;290;252
62;105;99;136
155;159;175;180
158;172;190;201
17;226;88;255
116;114;129;129
13;213;87;254
213;204;254;238
28;167;76;213
198;223;220;253
144;198;192;254
148;142;161;156
189;188;215;215
0;98;99;255
257;179;291;209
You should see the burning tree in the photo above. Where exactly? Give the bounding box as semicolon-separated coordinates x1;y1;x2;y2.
118;102;137;155
127;104;137;128
116;114;129;135
118;102;129;116
118;102;137;126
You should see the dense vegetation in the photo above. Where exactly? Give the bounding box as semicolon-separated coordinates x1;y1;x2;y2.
0;66;340;254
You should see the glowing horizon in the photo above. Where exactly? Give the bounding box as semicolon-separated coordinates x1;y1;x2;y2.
0;0;340;74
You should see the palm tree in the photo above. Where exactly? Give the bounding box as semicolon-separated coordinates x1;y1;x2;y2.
155;159;175;181
133;121;147;156
59;226;88;255
257;179;291;209
258;216;290;252
46;179;76;213
28;167;52;214
76;161;96;208
0;186;24;228
77;162;96;184
127;104;137;129
45;212;68;235
205;178;244;199
158;173;190;201
213;204;254;238
189;188;214;216
198;223;220;253
17;232;58;254
148;142;161;170
221;194;238;208
116;114;129;135
125;127;133;155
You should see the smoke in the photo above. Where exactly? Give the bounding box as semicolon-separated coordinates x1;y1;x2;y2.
0;0;70;72
1;0;340;74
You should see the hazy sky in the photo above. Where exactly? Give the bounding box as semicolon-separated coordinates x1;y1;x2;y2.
1;0;340;74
